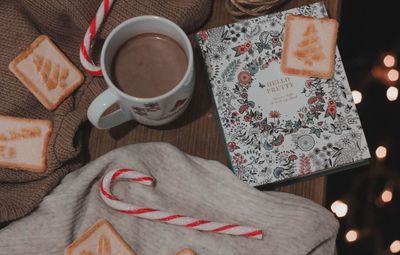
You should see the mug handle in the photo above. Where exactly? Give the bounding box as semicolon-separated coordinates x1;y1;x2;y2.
87;89;132;129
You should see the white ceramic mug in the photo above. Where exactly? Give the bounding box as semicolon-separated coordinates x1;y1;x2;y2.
87;16;195;129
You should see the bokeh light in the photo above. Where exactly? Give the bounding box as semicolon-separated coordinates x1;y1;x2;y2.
381;190;393;203
345;230;358;242
375;146;387;159
387;86;398;101
352;90;362;104
331;200;348;217
390;240;400;253
388;69;399;81
383;54;396;68
331;200;339;213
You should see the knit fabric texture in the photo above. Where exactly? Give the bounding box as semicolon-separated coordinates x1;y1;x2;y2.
0;0;212;223
0;143;339;254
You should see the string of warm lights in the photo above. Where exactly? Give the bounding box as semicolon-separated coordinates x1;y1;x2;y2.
353;54;400;105
333;53;399;253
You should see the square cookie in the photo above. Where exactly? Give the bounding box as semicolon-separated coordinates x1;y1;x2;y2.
281;15;338;79
9;35;84;110
0;115;52;172
176;248;196;255
65;219;137;255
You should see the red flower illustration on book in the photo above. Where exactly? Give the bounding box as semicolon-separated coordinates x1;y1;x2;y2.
325;99;337;120
233;153;247;165
232;42;253;57
238;45;247;54
306;80;313;88
244;114;252;122
239;104;249;114
227;141;238;152
238;71;251;86
269;110;281;119
198;30;208;41
308;97;318;104
288;154;298;161
271;36;280;47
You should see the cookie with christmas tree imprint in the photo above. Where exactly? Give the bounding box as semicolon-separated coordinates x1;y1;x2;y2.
281;15;338;79
9;35;84;110
65;219;137;255
176;248;197;255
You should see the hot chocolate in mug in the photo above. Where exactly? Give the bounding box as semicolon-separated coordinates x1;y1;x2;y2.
87;16;195;129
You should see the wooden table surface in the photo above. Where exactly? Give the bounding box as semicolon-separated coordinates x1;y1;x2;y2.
87;0;341;205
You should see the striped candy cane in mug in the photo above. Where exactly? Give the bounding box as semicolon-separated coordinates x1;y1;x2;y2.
80;0;115;76
99;167;263;239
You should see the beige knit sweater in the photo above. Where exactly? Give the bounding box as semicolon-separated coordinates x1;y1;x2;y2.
0;143;339;254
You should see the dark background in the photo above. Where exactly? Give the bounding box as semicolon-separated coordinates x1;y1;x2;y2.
327;1;400;254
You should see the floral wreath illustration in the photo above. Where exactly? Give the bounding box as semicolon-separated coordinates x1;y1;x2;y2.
221;42;362;181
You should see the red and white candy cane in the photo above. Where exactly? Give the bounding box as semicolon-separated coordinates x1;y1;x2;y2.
80;0;115;76
99;168;263;239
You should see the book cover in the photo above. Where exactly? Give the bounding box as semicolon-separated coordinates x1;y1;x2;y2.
195;2;371;186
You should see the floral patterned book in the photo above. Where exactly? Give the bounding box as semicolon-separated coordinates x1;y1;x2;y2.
195;2;371;186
